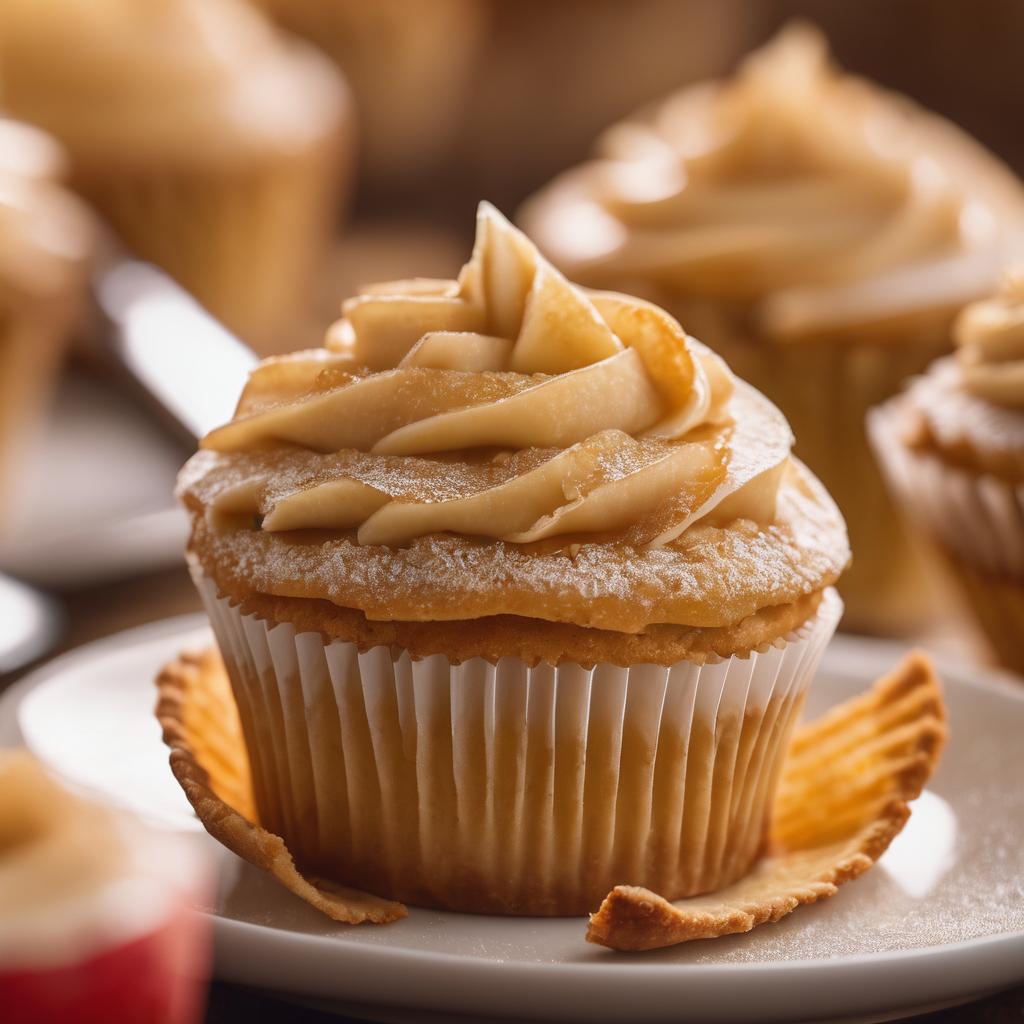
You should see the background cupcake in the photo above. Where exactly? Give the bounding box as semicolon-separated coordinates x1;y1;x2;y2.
0;118;94;535
870;272;1024;674
0;0;354;355
249;0;486;194
175;204;848;915
520;23;1024;634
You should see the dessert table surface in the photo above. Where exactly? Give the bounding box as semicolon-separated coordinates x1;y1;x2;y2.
2;564;1022;1024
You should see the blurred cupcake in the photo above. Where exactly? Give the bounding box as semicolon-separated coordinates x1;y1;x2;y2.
0;751;210;1024
250;0;484;191
0;118;94;535
0;0;354;354
176;203;849;915
870;272;1024;675
520;23;1024;634
456;0;757;210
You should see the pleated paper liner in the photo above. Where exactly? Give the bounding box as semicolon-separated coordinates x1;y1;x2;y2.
186;578;840;916
937;561;1024;676
870;400;1024;675
588;652;946;949
156;645;944;949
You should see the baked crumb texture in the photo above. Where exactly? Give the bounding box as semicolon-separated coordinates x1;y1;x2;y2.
156;647;944;943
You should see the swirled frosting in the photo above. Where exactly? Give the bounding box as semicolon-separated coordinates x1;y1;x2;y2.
955;271;1024;409
0;0;347;165
521;23;1024;338
195;203;787;546
181;204;849;630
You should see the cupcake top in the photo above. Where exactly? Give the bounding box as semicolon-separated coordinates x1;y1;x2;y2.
0;751;195;970
180;204;848;651
0;0;348;168
520;23;1024;341
900;271;1024;479
0;118;95;304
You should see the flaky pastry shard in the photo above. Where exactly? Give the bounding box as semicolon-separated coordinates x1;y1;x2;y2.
156;648;944;942
156;649;406;925
587;652;946;950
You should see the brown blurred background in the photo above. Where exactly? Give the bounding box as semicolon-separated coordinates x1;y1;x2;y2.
336;0;1024;233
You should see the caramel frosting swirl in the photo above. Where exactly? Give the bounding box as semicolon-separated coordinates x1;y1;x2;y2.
194;204;793;551
0;0;346;165
521;23;1024;338
181;204;850;630
955;270;1024;409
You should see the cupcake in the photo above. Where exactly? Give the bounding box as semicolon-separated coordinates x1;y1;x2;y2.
249;0;485;191
0;118;94;535
520;23;1024;634
870;272;1024;675
0;751;210;1024
454;0;757;209
0;0;353;355
175;203;849;915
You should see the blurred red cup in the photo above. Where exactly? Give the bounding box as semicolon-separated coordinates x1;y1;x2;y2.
0;752;213;1024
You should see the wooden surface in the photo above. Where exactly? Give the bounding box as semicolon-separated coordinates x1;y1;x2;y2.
2;568;1022;1024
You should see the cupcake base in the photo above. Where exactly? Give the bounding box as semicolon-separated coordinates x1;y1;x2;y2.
938;554;1024;676
158;642;945;947
194;572;841;915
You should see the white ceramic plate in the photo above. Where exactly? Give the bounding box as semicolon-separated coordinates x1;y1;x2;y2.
2;616;1023;1024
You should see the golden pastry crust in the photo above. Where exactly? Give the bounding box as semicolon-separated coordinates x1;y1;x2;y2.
587;652;946;950
193;552;824;667
156;649;405;925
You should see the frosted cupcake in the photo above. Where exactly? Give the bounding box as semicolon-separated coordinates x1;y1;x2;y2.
0;118;94;535
177;203;849;915
0;752;210;1024
248;0;484;190
520;23;1024;634
0;0;353;354
871;273;1024;675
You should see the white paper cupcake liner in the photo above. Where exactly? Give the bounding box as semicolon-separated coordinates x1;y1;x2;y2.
869;401;1024;581
195;572;841;915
